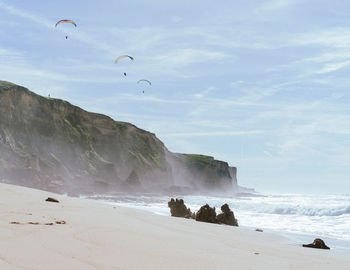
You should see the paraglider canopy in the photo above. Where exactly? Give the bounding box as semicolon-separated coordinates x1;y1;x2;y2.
137;79;152;86
115;55;134;64
55;20;77;27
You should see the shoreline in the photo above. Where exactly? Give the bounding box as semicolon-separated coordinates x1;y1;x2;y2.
1;182;349;270
87;194;350;253
104;200;350;254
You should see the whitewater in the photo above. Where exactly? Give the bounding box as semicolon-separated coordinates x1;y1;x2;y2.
87;193;350;253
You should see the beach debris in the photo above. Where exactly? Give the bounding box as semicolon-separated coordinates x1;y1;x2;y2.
10;221;64;226
256;228;263;232
168;198;193;218
302;238;330;250
254;252;260;255
216;203;238;226
45;197;59;203
55;220;66;224
195;204;217;224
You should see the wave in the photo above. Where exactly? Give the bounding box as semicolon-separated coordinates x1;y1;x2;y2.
270;205;350;216
183;195;350;217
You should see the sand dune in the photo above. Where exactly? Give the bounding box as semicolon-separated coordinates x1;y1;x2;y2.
0;183;348;270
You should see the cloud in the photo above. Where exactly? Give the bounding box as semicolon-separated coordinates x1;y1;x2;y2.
193;86;217;99
254;0;295;14
313;61;350;75
0;1;52;27
0;46;22;59
171;16;183;23
293;28;350;49
152;48;229;69
0;1;115;55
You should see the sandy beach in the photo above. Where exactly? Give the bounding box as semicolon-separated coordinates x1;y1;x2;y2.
0;183;348;270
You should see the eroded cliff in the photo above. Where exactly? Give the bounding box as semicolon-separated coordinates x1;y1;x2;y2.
0;81;237;195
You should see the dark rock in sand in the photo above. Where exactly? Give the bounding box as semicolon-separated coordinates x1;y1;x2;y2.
302;238;330;250
10;221;20;224
256;228;263;232
216;203;238;226
195;204;218;223
168;198;193;218
45;197;59;203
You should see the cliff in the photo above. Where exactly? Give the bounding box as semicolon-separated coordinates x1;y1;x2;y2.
0;81;238;195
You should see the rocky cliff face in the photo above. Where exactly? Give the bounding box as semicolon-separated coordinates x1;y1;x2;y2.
0;81;238;195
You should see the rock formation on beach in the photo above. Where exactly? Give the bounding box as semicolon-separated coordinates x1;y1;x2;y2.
45;197;59;203
168;198;193;218
195;204;218;223
0;81;238;195
168;199;239;226
302;238;330;250
216;203;238;226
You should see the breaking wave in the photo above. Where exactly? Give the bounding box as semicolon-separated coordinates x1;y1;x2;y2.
264;205;350;216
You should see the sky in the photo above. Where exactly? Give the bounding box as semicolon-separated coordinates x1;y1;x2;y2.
1;0;350;194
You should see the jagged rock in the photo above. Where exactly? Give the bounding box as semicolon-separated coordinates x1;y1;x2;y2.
45;197;59;203
303;238;330;250
216;203;238;226
195;204;217;223
168;198;193;218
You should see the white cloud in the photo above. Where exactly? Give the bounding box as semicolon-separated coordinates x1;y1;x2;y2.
0;1;115;55
314;61;350;75
171;16;183;23
254;0;295;17
0;1;52;27
152;48;229;68
193;86;217;99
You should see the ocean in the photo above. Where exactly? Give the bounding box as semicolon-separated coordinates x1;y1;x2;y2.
86;193;350;253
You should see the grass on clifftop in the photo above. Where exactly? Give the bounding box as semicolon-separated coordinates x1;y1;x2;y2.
0;81;16;90
180;154;214;166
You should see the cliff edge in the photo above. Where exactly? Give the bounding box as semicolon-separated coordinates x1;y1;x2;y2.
0;81;238;195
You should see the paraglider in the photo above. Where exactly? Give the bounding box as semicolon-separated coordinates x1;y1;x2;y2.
137;79;152;86
115;55;134;77
115;55;134;64
137;79;151;94
55;19;77;39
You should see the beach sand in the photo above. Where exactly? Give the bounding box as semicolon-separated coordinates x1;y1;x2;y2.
0;183;348;270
